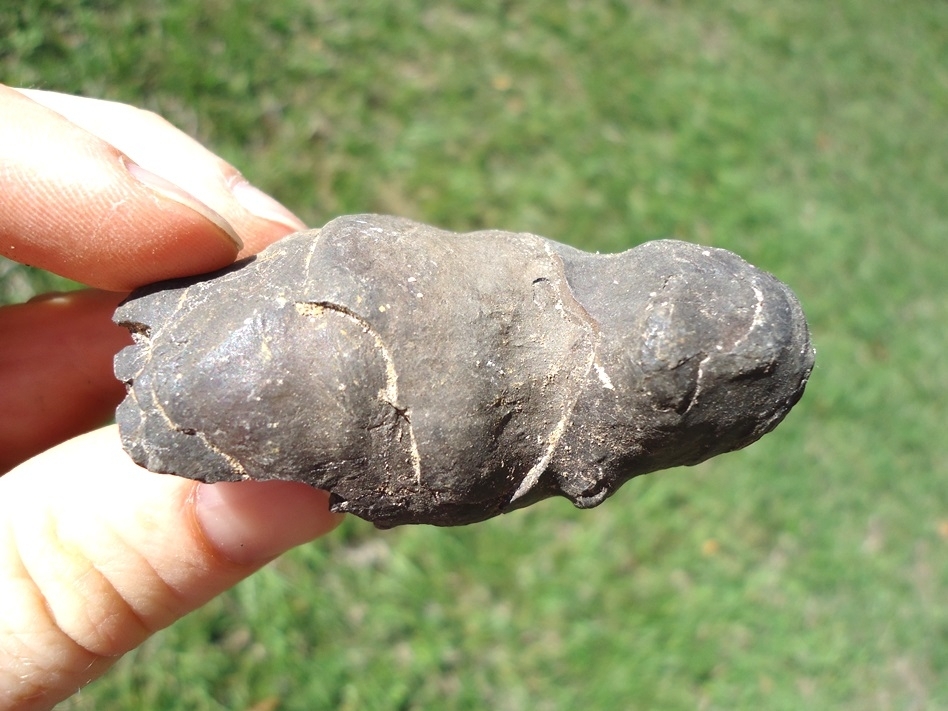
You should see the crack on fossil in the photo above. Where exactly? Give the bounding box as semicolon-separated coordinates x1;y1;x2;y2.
302;229;322;277
594;359;615;390
150;287;190;344
146;379;247;479
732;278;766;351
295;301;423;484
182;427;249;478
683;353;712;415
509;248;600;503
131;289;247;481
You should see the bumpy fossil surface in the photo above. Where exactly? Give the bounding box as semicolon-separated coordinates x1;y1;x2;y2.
114;214;814;528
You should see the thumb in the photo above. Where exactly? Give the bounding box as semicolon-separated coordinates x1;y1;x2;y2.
0;425;343;711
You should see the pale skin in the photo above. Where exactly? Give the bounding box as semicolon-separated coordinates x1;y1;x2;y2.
0;85;344;710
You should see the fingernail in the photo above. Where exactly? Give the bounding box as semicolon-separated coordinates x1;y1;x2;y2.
194;480;341;566
230;178;307;232
123;157;244;250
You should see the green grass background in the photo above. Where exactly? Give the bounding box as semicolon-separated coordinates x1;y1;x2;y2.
3;1;948;708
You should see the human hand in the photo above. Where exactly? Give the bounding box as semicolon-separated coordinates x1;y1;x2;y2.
0;86;343;710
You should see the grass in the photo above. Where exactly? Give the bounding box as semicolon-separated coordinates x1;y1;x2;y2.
3;0;948;708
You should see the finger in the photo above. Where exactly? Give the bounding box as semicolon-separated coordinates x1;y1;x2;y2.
0;86;305;292
0;425;343;711
16;88;307;259
0;289;130;474
0;86;239;291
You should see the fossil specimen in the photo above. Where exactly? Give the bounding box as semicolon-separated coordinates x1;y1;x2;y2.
114;215;814;527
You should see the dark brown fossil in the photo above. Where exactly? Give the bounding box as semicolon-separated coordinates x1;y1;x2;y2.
114;214;814;528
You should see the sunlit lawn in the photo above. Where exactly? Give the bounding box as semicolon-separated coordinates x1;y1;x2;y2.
3;1;948;708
